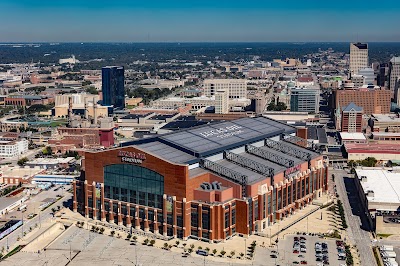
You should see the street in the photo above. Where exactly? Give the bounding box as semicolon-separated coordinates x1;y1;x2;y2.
0;185;72;252
332;168;376;266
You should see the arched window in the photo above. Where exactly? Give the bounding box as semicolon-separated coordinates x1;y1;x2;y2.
104;164;164;209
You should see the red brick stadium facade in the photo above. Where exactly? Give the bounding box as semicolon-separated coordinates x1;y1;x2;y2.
73;116;328;241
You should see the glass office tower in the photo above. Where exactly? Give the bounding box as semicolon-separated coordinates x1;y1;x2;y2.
102;66;125;108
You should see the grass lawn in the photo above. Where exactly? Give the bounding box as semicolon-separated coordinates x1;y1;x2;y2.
50;120;67;127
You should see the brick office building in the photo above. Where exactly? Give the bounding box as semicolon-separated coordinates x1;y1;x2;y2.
73;116;328;241
332;88;391;115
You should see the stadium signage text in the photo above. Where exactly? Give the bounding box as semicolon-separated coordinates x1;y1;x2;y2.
199;125;244;139
118;151;146;164
285;164;301;177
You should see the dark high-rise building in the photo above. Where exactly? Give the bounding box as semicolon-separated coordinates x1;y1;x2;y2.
102;66;125;108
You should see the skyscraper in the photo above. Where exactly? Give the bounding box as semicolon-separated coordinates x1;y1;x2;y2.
214;89;229;114
389;57;400;106
203;79;247;99
350;43;368;76
102;66;125;108
290;88;320;113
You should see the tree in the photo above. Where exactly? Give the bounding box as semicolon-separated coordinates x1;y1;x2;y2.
42;146;53;155
85;86;98;95
110;230;115;237
212;249;217;256
163;243;169;249
239;252;244;259
220;250;226;257
190;244;195;249
275;102;287;111
143;238;149;245
348;160;356;168
99;227;105;234
132;236;137;242
175;240;180;247
149;239;155;246
205;247;210;252
82;80;92;86
91;226;96;232
198;246;202;250
27;104;50;114
126;234;131;240
17;157;28;166
230;251;235;257
267;99;276;111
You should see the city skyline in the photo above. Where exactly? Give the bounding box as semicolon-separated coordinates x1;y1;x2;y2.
1;0;400;42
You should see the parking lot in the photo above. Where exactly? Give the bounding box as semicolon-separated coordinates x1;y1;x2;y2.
270;235;345;266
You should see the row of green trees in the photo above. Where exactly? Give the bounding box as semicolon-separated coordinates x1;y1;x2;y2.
127;87;176;105
267;98;287;111
348;157;377;168
337;200;348;229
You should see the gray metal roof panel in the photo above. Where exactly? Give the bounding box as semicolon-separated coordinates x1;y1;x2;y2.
237;152;286;174
137;141;196;164
258;146;304;165
215;159;265;183
280;141;321;159
159;116;294;155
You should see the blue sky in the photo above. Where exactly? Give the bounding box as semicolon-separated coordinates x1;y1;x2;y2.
1;0;400;42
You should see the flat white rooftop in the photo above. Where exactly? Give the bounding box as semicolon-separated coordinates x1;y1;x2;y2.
356;168;400;206
340;132;366;141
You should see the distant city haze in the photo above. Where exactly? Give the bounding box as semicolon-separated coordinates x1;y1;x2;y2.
1;0;400;42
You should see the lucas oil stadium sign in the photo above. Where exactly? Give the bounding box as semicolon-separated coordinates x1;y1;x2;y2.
199;125;244;139
118;151;146;164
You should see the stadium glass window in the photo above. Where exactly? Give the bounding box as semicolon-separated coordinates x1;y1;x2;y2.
104;164;164;209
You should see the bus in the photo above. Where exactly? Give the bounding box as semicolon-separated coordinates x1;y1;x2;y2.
18;204;27;211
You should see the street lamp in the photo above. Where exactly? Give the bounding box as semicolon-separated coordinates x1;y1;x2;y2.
307;217;309;234
244;238;247;258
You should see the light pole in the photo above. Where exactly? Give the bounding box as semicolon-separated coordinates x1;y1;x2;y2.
269;227;272;245
244;238;247;258
21;213;24;239
134;239;138;266
307;217;309;234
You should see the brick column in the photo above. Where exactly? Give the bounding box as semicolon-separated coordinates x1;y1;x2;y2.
209;206;213;241
163;194;167;237
198;204;202;239
173;196;177;238
101;184;106;222
117;202;122;226
109;200;114;224
144;208;149;232
183;198;189;240
92;182;97;220
154;209;159;234
126;203;131;228
72;181;77;212
84;180;89;218
135;206;140;230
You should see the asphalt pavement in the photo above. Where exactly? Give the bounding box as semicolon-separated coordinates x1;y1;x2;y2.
332;168;376;266
0;185;72;252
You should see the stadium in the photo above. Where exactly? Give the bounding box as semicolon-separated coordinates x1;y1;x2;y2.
73;116;328;241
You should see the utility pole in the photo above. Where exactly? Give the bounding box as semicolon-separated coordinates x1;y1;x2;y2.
135;241;138;266
21;213;24;239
